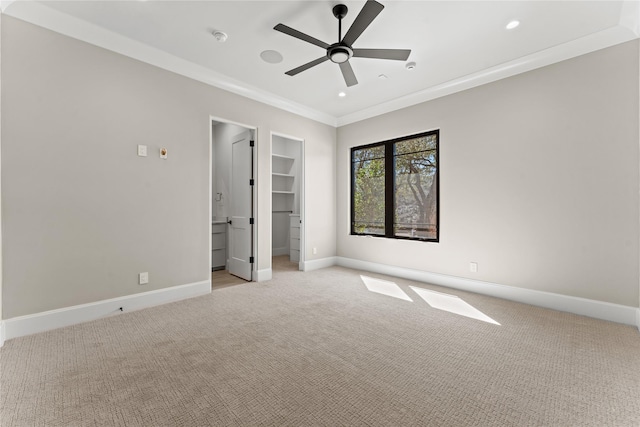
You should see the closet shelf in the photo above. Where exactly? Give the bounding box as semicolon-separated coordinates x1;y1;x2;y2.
272;172;294;178
272;191;295;195
272;153;295;161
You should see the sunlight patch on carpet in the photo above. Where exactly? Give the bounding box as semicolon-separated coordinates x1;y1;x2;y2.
361;275;413;302
410;286;500;325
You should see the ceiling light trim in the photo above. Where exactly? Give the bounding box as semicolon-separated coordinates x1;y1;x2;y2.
337;25;638;127
506;20;520;30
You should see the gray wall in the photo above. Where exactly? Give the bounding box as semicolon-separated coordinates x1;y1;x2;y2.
337;40;640;307
1;16;336;318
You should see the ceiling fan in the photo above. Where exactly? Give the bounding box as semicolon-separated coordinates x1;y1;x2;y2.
274;0;411;87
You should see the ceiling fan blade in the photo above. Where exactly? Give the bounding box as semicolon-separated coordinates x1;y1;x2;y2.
353;48;411;61
285;56;330;76
274;24;330;49
341;0;384;46
339;61;358;87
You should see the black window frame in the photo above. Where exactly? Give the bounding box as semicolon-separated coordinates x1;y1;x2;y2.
350;130;440;243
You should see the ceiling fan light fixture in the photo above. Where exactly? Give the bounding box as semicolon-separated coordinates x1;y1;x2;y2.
328;45;352;63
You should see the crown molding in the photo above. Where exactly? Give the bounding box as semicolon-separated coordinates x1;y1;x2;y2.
4;1;639;128
3;1;338;127
0;0;16;13
337;24;638;126
619;0;640;36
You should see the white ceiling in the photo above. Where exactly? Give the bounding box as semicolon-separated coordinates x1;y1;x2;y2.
3;1;640;126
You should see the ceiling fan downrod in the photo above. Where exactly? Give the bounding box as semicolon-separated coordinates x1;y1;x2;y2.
333;4;348;42
329;4;351;64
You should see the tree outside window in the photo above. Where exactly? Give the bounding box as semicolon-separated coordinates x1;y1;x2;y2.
351;130;439;242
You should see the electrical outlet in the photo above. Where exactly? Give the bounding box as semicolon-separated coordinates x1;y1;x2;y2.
139;272;149;285
469;262;478;273
312;247;317;255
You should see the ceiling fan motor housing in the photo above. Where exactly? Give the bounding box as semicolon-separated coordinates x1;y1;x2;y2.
328;43;353;63
332;4;348;20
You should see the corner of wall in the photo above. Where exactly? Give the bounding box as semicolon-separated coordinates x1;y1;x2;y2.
303;257;338;272
254;268;272;282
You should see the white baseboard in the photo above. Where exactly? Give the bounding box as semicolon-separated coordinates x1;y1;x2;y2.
3;280;211;342
255;268;272;282
303;256;338;272
337;257;638;327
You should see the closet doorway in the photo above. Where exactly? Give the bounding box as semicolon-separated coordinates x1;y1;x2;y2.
271;133;304;271
211;118;257;283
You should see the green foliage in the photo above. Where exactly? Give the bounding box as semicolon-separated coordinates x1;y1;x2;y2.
352;145;385;234
351;134;438;239
394;135;437;238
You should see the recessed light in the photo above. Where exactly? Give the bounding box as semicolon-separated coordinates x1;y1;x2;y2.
506;20;520;30
212;30;228;43
405;62;416;71
260;50;283;64
338;92;346;97
378;74;388;80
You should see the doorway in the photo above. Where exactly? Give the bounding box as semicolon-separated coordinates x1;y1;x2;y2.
210;118;256;282
271;133;304;272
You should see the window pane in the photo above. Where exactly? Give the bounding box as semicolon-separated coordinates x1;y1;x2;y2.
394;135;438;239
352;145;385;235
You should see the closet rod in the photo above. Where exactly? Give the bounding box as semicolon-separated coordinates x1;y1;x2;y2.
272;210;293;213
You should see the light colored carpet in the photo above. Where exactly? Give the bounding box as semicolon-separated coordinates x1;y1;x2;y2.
1;263;639;426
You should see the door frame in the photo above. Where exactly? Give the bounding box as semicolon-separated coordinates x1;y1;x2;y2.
210;116;258;281
270;131;305;271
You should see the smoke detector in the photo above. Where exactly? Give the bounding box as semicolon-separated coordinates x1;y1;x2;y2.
212;30;228;43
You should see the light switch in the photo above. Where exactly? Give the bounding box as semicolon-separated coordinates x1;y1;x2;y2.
137;145;148;157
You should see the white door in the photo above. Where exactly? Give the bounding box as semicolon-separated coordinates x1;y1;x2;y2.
228;131;254;281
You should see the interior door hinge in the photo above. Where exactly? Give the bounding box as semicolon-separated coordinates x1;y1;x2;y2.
249;179;254;186
249;256;254;264
250;140;255;147
249;218;254;225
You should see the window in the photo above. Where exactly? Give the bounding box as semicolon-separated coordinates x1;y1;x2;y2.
351;130;439;242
